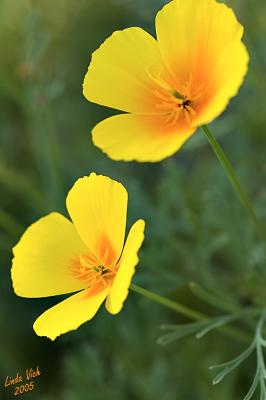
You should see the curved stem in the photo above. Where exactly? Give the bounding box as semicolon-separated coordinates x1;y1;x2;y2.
130;283;204;320
130;283;260;343
201;125;261;229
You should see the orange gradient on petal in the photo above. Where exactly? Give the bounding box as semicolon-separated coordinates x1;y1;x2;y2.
71;233;119;297
143;54;219;132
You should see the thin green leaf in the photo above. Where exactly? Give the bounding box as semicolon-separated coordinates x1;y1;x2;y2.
243;367;260;400
196;315;238;339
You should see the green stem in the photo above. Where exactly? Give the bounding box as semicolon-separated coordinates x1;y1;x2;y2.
189;282;258;331
201;125;260;228
130;283;204;320
130;283;260;343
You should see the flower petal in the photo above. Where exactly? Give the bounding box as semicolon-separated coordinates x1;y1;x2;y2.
34;288;109;340
66;173;127;263
106;219;145;315
193;40;249;126
92;113;196;162
83;27;167;114
12;213;88;298
156;0;244;84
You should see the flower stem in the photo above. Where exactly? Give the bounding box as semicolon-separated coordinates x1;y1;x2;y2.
130;283;205;320
130;283;258;343
201;125;260;228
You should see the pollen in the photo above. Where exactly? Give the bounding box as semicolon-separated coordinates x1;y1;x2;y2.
147;67;203;126
71;254;117;297
71;233;118;295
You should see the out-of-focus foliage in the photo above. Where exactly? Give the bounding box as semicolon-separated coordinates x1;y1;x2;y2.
0;0;266;399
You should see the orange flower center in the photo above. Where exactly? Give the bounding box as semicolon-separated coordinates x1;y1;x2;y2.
71;234;118;296
147;67;204;126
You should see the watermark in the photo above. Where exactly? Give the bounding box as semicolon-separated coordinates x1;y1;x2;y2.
3;366;41;397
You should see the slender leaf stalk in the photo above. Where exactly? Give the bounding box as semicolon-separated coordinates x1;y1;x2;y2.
201;125;261;229
130;283;262;343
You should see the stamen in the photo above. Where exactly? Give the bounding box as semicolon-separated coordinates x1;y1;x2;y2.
146;66;206;126
145;65;173;92
71;252;117;290
165;107;181;125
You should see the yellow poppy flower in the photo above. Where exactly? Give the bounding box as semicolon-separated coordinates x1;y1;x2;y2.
83;0;249;162
11;173;145;340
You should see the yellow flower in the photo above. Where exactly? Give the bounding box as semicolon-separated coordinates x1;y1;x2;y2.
83;0;249;162
11;173;145;340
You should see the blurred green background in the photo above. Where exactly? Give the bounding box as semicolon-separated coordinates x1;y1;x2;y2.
1;0;266;398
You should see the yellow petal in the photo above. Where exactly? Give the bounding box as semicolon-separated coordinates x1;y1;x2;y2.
12;213;87;298
92;113;196;162
193;40;249;126
156;0;244;83
83;27;166;114
66;173;127;263
34;288;109;340
106;219;145;315
156;0;249;129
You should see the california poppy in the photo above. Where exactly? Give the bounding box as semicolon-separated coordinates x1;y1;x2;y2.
11;173;145;340
83;0;249;162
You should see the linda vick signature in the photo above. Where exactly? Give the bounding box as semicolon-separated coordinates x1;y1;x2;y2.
4;366;41;396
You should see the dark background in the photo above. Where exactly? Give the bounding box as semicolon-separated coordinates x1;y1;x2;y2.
0;0;266;398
